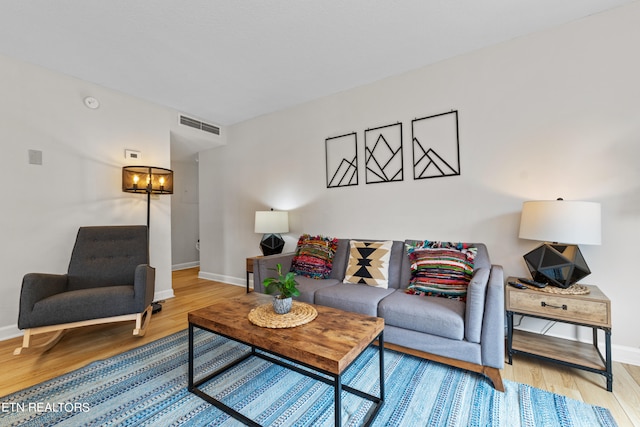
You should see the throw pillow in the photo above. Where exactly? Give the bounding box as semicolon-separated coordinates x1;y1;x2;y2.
343;240;393;288
405;241;476;301
290;234;339;279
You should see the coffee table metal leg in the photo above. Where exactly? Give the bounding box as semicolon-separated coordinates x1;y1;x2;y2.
335;374;342;426
188;323;194;391
379;331;385;402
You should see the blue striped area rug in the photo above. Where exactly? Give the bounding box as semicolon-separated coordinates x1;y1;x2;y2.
1;329;617;426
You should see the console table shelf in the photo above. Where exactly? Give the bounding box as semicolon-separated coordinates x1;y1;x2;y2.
511;330;606;371
505;277;612;391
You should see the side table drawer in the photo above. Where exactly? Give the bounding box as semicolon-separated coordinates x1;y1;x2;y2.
509;291;609;327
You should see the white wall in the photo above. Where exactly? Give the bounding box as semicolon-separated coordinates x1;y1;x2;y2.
171;159;200;269
199;3;640;363
0;54;175;339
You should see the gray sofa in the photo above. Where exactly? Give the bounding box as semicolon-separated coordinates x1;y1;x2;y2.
253;238;505;391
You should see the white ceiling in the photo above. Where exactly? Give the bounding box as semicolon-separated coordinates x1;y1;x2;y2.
0;0;634;128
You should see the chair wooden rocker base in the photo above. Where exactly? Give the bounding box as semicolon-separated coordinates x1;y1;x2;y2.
14;305;153;355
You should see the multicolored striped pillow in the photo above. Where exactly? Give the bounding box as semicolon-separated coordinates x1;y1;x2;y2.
405;241;476;301
291;234;339;279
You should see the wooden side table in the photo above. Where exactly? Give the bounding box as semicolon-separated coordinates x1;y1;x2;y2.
505;277;612;391
245;256;263;293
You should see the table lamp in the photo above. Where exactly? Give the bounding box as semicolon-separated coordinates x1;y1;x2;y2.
255;210;289;255
518;198;601;288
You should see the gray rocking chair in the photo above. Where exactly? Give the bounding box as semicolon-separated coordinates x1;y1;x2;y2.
15;225;155;355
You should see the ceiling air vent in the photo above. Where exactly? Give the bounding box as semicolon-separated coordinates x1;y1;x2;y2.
179;115;220;135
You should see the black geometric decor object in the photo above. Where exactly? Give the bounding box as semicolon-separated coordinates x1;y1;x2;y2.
259;233;285;256
412;110;460;180
326;132;358;188
523;243;591;288
365;122;403;184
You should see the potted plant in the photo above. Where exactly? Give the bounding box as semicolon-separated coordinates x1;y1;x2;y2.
263;263;300;314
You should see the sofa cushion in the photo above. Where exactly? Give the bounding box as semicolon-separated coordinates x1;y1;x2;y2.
343;240;393;288
290;234;338;279
314;283;395;317
405;241;477;301
328;239;350;280
470;243;490;270
378;290;466;341
293;277;341;304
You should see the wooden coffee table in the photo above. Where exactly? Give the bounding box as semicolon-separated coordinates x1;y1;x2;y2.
188;293;385;426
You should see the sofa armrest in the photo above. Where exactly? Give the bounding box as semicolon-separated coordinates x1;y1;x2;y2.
253;253;295;293
464;267;490;343
480;264;505;369
134;264;156;311
18;273;68;329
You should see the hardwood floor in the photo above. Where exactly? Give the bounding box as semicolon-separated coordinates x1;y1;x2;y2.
1;267;639;426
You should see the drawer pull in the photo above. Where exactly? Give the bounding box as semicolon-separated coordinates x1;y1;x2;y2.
541;302;567;310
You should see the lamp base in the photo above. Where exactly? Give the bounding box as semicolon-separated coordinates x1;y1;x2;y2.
151;302;162;314
260;233;285;256
523;243;591;288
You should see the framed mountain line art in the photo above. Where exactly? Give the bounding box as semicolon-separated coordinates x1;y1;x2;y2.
326;132;358;188
411;110;460;180
364;122;403;184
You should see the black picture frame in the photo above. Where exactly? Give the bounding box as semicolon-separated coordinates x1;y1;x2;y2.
411;110;460;180
326;132;358;188
364;122;403;184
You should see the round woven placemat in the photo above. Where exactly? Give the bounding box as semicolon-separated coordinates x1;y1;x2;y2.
535;283;590;295
248;302;318;328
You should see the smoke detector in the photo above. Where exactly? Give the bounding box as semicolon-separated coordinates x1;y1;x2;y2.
83;96;100;109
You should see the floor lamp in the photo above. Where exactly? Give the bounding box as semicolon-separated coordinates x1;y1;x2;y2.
122;166;174;312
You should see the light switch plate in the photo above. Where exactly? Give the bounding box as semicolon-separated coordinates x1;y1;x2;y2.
28;149;43;165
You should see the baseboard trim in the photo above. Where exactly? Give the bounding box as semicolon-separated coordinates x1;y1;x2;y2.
155;288;175;302
172;261;200;271
612;344;640;366
0;324;22;342
198;271;245;288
